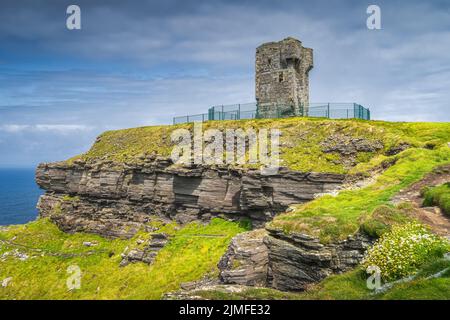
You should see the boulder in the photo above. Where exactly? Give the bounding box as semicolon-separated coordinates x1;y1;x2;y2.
218;229;268;286
264;226;373;291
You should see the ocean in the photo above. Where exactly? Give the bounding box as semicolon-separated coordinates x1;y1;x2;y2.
0;168;43;226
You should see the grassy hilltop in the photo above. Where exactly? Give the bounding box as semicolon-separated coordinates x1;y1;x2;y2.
69;118;450;174
1;117;450;300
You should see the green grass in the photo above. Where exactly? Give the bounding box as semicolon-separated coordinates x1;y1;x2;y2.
61;120;450;245
4;119;450;300
171;254;450;300
68;118;450;174
180;286;306;300
174;255;450;300
422;183;450;215
0;218;248;300
379;258;450;300
359;204;411;238
269;145;450;243
300;269;372;300
194;269;371;300
362;222;450;281
299;255;450;300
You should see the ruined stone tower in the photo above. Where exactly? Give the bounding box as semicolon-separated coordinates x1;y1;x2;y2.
255;37;313;118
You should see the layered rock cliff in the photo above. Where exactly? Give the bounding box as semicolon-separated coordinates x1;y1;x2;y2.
217;227;372;291
36;157;345;238
34;119;413;293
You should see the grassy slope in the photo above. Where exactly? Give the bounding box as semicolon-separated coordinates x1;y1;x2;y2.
3;118;450;300
270;146;450;243
423;183;450;215
69;119;450;174
69;118;450;244
301;256;450;300
0;218;248;300
183;257;450;300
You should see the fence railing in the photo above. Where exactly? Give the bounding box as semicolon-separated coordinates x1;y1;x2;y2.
173;102;370;124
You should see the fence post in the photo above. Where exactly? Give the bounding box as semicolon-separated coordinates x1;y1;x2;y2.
327;103;330;118
238;104;241;120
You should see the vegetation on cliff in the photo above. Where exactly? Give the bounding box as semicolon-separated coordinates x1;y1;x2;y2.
422;183;450;215
68;118;450;174
0;218;248;299
299;253;450;300
362;222;450;281
270;144;450;243
174;230;450;300
164;254;450;300
65;118;450;244
3;118;449;300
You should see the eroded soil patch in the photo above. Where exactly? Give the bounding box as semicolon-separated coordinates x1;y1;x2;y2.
392;164;450;237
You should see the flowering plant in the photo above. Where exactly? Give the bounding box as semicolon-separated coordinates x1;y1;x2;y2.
362;222;450;282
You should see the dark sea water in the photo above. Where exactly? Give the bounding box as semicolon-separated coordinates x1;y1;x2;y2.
0;168;43;226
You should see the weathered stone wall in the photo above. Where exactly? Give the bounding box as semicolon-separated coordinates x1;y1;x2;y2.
36;157;345;238
255;37;313;117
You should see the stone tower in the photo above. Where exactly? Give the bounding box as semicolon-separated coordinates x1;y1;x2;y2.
255;37;313;118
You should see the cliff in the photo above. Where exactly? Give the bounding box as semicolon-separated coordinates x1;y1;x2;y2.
36;158;345;238
35;117;406;239
20;119;450;298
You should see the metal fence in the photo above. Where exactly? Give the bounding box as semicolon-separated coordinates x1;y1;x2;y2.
173;102;370;124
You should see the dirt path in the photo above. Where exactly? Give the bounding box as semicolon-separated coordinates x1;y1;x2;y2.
391;164;450;238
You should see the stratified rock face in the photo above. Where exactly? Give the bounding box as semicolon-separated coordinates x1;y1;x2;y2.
218;229;269;286
120;233;169;267
264;226;373;291
320;134;384;169
36;158;345;238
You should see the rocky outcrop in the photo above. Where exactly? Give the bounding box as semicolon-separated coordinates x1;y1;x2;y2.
321;135;383;155
218;229;268;286
120;233;170;267
264;226;373;291
196;225;373;292
321;135;383;169
164;284;258;300
385;142;411;156
36;157;345;238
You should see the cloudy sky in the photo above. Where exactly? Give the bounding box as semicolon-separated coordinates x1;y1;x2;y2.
0;0;449;167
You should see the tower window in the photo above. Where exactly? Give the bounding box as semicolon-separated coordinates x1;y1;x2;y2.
279;72;283;82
